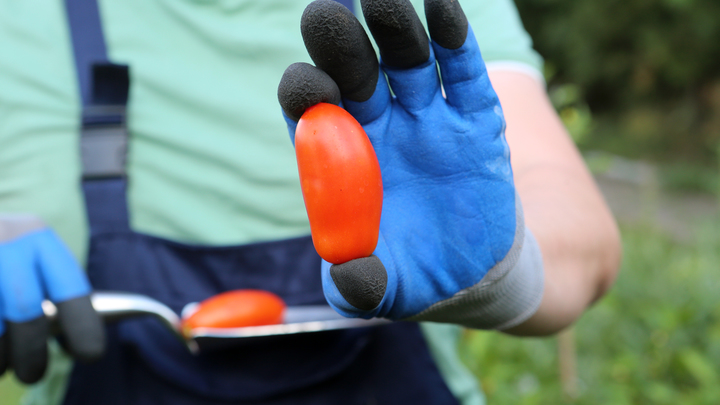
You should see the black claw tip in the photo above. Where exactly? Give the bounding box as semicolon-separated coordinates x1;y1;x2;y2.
425;0;468;50
56;295;106;363
330;255;387;311
9;316;49;384
361;0;430;68
301;0;379;102
278;62;342;121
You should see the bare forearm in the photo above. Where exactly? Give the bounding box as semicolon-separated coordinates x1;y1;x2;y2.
488;70;621;336
509;167;620;335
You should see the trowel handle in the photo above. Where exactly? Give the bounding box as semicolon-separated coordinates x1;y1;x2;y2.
43;291;183;339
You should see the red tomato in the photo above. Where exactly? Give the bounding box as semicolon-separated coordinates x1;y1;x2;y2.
295;103;383;264
182;290;286;335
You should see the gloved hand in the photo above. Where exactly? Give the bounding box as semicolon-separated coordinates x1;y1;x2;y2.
278;0;544;329
0;215;104;384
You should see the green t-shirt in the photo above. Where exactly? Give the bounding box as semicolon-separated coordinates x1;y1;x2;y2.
0;1;541;404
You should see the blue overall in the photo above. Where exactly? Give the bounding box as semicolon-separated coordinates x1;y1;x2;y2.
61;1;460;404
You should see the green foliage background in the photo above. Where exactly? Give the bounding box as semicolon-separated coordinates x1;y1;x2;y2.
515;0;720;168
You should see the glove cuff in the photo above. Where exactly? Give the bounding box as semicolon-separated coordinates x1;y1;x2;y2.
405;203;545;330
0;214;45;243
488;229;545;330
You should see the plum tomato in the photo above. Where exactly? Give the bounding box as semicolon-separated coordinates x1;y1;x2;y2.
182;289;286;336
295;103;383;264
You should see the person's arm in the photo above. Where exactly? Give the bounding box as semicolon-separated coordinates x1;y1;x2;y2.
279;0;619;333
488;70;622;336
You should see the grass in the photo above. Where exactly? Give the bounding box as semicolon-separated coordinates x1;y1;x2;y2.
2;221;718;404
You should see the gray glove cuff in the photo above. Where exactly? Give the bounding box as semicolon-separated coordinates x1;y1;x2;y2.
0;214;45;243
406;203;544;330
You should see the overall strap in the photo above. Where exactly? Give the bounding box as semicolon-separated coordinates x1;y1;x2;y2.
65;0;129;179
65;0;131;234
65;0;110;107
335;0;355;14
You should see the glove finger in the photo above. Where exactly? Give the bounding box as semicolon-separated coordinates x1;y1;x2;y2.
0;235;45;324
330;255;387;312
278;62;341;125
424;0;469;50
301;0;390;124
33;231;105;362
322;233;399;319
0;234;48;383
8;317;49;384
425;0;497;113
361;0;441;112
56;295;105;363
34;229;92;303
361;0;429;69
321;260;386;319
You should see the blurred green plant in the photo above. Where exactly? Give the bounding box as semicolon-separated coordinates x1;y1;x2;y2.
548;83;594;145
0;373;25;405
658;162;719;194
460;220;720;404
516;0;720;167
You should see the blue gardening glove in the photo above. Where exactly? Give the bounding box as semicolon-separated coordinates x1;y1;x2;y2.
278;0;544;328
0;215;104;384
